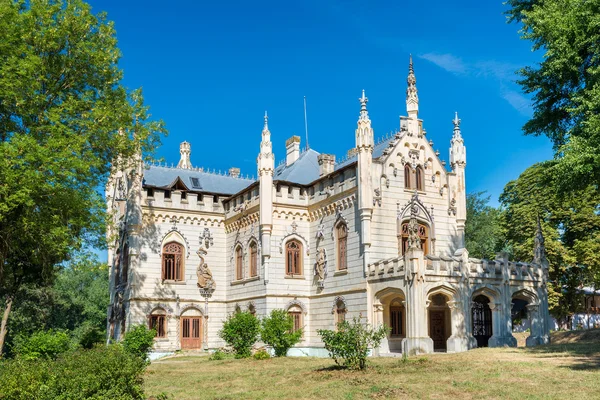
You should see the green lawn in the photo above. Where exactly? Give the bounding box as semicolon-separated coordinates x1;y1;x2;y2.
145;330;600;399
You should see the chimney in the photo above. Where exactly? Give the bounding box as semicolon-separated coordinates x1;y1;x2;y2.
286;136;301;166
228;167;240;178
177;141;191;169
318;154;336;176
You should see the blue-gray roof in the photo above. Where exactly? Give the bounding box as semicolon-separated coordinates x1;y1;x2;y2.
143;165;255;195
273;149;321;185
334;135;397;170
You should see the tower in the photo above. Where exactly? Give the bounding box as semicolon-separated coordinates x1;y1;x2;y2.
177;141;192;169
449;112;467;247
257;112;274;279
356;90;373;277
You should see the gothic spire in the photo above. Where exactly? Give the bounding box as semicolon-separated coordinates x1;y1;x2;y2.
452;112;463;141
259;111;273;159
263;110;269;130
359;89;369;121
406;54;419;117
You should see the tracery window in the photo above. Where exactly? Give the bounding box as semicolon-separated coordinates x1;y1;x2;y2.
404;164;411;189
286;240;303;276
416;166;424;191
336;223;348;271
162;242;183;281
288;305;303;333
235;246;243;280
249;242;258;277
400;222;429;256
148;310;167;338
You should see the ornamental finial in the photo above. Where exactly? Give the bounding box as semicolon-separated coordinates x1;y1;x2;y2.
359;89;369;120
452;112;462;139
406;54;418;115
264;110;269;129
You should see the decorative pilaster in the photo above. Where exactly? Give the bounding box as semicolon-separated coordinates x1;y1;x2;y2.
356;90;374;277
449;112;467;248
257;112;274;284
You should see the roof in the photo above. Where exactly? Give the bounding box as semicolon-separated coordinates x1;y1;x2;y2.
334;134;398;170
142;165;255;195
273;148;321;185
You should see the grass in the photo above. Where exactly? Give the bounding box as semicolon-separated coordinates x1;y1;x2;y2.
145;330;600;399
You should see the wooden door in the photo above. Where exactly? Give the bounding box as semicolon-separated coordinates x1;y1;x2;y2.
430;311;446;350
181;317;202;349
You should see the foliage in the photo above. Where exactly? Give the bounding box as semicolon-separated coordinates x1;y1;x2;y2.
122;324;156;361
506;0;600;192
252;349;271;360
208;349;227;361
499;162;600;320
12;330;71;361
218;311;260;359
260;309;302;357
0;344;146;400
0;0;165;355
317;316;389;370
465;191;504;259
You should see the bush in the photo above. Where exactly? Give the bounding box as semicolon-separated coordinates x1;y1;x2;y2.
13;330;72;360
318;316;389;370
208;349;226;361
122;324;156;361
0;344;147;400
260;309;302;357
73;322;105;349
218;311;260;358
253;349;271;360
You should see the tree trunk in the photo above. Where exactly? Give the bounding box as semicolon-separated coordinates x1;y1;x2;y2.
0;297;13;358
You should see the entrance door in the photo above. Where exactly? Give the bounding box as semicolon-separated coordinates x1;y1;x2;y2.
472;295;493;347
430;311;446;351
181;317;202;349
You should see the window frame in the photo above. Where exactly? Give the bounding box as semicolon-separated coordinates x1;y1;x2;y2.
162;241;184;281
249;241;258;277
287;305;304;335
285;240;303;276
404;164;411;189
416;165;424;191
336;222;348;271
148;312;167;338
235;245;244;281
400;222;429;256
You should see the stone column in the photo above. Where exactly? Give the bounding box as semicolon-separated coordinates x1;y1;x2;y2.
402;248;433;355
373;303;389;355
446;301;468;353
525;304;544;347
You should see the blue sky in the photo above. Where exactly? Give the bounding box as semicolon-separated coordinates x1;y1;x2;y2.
91;0;552;205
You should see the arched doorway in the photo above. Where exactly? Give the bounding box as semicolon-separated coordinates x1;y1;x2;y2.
180;308;203;350
373;288;406;353
472;295;493;347
511;289;540;347
428;293;451;351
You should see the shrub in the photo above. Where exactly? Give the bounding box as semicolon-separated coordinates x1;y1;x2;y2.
73;322;105;349
209;349;226;361
0;344;147;400
13;330;72;360
218;311;260;358
260;309;302;357
122;324;156;361
253;349;271;360
317;316;389;370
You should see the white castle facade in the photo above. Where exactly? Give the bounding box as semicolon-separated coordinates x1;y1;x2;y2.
106;59;551;355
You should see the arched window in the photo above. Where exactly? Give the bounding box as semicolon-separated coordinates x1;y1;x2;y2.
148;309;167;338
288;305;303;333
162;242;183;281
249;242;258;277
335;300;346;327
400;222;429;256
404;164;411;189
286;240;303;276
336;223;348;271
235;246;243;280
416;166;424;191
248;303;256;317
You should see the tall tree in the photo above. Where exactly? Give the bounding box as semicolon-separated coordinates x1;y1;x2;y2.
499;162;600;322
0;0;166;355
506;0;600;192
465;191;503;260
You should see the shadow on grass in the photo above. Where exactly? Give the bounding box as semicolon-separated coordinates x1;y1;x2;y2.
314;365;348;372
524;340;600;370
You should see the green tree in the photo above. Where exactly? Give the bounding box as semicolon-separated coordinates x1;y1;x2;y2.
465;191;504;259
219;311;260;358
0;0;165;356
499;162;600;322
260;309;302;357
506;0;600;192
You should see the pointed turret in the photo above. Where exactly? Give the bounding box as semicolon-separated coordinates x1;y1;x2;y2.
177;141;192;169
450;112;466;169
355;90;374;277
406;55;419;118
257;112;274;266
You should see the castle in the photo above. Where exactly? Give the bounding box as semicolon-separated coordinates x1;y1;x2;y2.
106;58;551;355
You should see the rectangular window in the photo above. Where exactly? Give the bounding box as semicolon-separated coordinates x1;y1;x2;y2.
236;249;243;280
149;315;166;338
250;245;258;277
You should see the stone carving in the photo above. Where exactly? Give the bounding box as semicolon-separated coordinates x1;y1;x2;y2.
200;228;214;248
315;248;328;283
448;198;457;216
407;214;422;250
196;250;216;290
373;188;382;206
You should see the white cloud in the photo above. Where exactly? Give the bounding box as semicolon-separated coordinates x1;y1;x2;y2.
501;90;532;117
420;53;469;75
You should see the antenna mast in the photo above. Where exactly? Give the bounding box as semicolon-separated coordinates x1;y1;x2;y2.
303;96;309;149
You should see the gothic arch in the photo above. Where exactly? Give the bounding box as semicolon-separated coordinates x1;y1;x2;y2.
331;296;347;314
426;283;458;300
279;233;310;256
160;229;190;258
143;303;174;316
511;288;539;305
374;287;406;302
178;304;205;317
471;284;501;303
285;299;307;315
